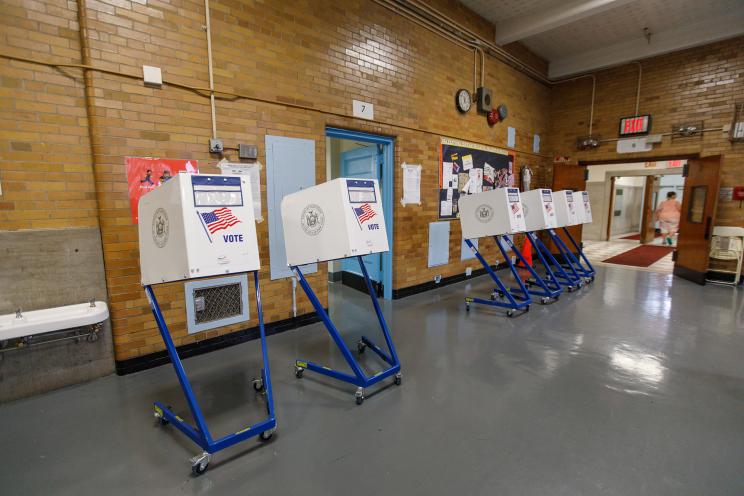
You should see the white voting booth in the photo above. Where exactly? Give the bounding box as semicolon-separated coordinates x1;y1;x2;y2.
575;191;593;224
521;188;557;232
280;178;400;405
459;187;526;239
137;173;275;475
553;190;580;227
281;178;389;265
138;173;260;285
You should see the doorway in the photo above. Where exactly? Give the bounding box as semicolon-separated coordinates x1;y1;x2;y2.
580;161;687;273
325;127;394;299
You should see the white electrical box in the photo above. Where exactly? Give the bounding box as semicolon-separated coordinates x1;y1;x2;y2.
138;173;260;285
553;190;580;227
459;187;526;239
521;188;557;231
575;191;593;224
280;178;389;266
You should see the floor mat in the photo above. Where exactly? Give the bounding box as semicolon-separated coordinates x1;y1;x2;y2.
602;245;674;267
620;232;661;241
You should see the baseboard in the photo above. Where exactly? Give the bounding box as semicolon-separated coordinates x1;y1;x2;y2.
673;265;706;285
114;310;325;375
341;271;382;296
392;263;502;299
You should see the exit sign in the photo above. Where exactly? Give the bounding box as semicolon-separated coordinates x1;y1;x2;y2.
619;114;651;137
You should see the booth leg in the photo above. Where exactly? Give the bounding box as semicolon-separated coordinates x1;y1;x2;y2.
292;264;401;404
562;227;596;282
547;229;584;288
502;234;561;303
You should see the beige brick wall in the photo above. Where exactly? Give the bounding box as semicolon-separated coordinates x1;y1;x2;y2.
547;37;744;228
1;0;552;362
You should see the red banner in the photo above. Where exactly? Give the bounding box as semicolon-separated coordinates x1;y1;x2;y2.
125;157;198;224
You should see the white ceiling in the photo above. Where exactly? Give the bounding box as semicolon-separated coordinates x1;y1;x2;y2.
459;0;744;78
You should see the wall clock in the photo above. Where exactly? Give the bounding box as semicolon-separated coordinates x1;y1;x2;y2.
455;89;472;113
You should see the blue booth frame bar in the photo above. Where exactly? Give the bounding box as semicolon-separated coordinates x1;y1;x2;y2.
525;231;579;293
546;228;587;288
145;270;276;476
292;255;401;405
562;227;596;281
464;236;541;317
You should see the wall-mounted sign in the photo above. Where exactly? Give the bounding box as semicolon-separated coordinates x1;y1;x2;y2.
352;100;374;120
619;114;651;137
126;157;198;224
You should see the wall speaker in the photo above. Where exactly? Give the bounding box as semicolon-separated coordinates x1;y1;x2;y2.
476;87;492;112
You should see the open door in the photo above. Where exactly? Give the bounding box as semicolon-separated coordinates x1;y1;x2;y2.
639;175;658;244
673;156;721;284
552;164;587;250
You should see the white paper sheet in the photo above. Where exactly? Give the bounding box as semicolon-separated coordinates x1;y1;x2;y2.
218;159;263;222
401;163;421;206
462;154;473;171
469;168;483;194
440;199;453;217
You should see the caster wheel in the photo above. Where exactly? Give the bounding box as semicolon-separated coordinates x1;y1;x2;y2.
295;366;304;379
357;341;367;354
252;378;264;392
394;373;402;386
506;310;514;318
490;293;496;301
190;453;211;476
525;305;530;312
355;388;364;405
154;406;170;426
356;395;364;405
567;286;574;293
259;429;274;442
541;297;549;304
465;304;470;312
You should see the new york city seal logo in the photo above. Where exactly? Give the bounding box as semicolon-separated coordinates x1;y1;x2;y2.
151;207;169;248
475;204;493;223
301;204;325;236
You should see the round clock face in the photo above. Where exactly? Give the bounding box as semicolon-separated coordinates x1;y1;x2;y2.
455;89;471;113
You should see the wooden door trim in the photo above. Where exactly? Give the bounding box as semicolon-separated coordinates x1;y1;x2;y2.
639;175;656;244
606;176;616;240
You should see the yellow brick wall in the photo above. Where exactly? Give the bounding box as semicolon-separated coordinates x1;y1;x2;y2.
1;0;552;362
547;37;744;227
0;0;97;230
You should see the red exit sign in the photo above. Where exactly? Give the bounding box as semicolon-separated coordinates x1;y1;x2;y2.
619;114;651;136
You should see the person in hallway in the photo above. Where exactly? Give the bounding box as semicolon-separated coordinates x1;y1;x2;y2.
655;191;681;245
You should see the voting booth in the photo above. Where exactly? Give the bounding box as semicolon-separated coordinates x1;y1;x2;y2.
459;188;554;316
576;191;593;224
521;188;557;232
553;190;580;227
459;187;526;239
138;174;260;284
138;173;276;475
281;178;389;265
281;178;401;405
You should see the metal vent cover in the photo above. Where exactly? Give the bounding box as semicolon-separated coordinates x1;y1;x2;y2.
193;283;243;324
185;275;249;335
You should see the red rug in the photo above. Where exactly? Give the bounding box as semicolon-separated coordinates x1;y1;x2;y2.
620;232;662;241
602;245;674;267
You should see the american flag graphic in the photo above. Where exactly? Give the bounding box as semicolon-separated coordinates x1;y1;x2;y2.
352;203;377;224
200;207;241;234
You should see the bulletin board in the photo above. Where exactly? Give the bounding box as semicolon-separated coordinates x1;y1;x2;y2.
438;137;514;219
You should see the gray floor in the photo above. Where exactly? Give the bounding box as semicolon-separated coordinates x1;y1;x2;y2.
2;265;744;495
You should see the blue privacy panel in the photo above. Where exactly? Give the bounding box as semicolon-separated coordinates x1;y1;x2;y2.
266;135;317;280
428;221;450;268
461;237;478;261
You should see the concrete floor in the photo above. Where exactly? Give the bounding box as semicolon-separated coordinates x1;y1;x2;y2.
1;265;744;495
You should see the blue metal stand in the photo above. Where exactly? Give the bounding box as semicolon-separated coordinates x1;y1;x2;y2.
546;228;585;288
464;237;531;317
292;256;401;405
502;234;562;303
525;231;577;293
145;270;276;476
562;227;596;282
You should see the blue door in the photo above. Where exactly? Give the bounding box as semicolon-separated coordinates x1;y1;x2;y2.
341;145;382;282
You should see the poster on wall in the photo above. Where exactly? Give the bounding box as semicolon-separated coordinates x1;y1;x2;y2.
126;157;198;224
438;137;514;219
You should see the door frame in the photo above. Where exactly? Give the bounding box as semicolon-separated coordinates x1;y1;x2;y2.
326;127;395;300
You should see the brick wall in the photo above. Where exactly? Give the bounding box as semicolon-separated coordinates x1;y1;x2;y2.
548;37;744;228
1;0;552;364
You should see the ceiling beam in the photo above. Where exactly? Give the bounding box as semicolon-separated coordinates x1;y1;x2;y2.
547;9;744;78
495;0;636;45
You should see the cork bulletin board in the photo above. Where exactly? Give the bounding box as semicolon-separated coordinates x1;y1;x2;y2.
438;137;514;219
